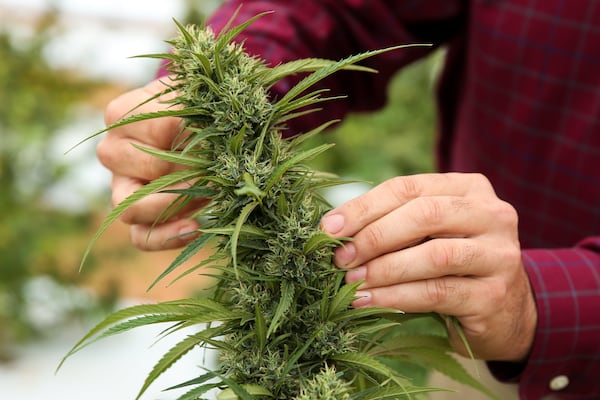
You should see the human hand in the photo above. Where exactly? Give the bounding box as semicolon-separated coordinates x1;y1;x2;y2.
97;78;206;251
320;173;537;362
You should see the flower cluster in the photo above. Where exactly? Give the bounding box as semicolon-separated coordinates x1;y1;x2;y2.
62;13;493;400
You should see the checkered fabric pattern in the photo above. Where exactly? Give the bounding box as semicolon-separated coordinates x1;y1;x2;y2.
201;1;600;398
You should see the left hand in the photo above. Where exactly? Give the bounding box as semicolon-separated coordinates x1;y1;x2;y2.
320;173;537;362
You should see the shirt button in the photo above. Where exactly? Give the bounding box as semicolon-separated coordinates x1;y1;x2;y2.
549;375;569;391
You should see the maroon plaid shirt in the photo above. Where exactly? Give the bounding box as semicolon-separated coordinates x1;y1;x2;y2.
203;1;600;398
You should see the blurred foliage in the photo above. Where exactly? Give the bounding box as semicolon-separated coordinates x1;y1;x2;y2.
0;11;113;360
305;50;442;184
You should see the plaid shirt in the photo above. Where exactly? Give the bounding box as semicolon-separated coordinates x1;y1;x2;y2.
205;1;600;398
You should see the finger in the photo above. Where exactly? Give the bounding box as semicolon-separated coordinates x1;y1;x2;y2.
130;219;200;251
345;238;494;289
351;276;493;317
100;78;186;181
321;173;494;238
112;175;208;225
105;81;182;147
334;195;495;268
105;78;179;128
98;135;184;181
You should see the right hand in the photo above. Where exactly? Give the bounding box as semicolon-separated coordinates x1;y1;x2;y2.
97;78;206;251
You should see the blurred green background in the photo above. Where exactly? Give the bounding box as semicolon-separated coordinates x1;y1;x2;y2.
0;10;108;360
0;0;439;394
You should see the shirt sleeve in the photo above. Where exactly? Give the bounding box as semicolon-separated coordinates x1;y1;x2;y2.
204;0;464;136
489;237;600;399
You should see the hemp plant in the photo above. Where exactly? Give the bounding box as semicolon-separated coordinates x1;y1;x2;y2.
60;11;496;400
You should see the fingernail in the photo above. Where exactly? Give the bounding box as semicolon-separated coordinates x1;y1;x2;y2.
335;242;356;266
345;266;366;283
353;291;371;307
321;213;344;235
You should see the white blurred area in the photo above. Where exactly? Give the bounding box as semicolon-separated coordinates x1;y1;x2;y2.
0;297;219;400
0;0;221;212
0;1;221;399
0;0;220;85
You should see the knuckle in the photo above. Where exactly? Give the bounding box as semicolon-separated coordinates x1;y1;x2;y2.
493;200;519;228
430;240;454;271
468;172;492;187
463;172;495;194
96;136;115;168
367;258;396;286
413;197;443;226
387;175;422;201
348;196;371;219
104;96;125;126
129;226;148;250
429;239;480;274
424;279;451;305
362;224;385;251
119;205;138;224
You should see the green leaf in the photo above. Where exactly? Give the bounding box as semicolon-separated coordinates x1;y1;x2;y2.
173;18;196;47
354;385;450;400
66;107;209;153
217;384;273;400
213;49;224;82
195;73;223;95
397;348;499;400
303;232;342;254
264;143;335;194
276;334;317;392
331;307;403;323
229;124;247;154
266;280;294;338
230;201;259;279
331;353;410;387
351;322;402;337
261;58;376;87
274;44;429;111
368;334;452;357
148;232;216;291
200;224;268;239
286;119;340;149
131;143;212;169
167;251;226;287
214;10;273;53
136;327;226;399
209;369;265;400
328;280;361;319
234;172;265;200
176;383;222;400
165;371;216;391
98;314;192;340
379;312;441;325
447;314;477;365
194;51;213;76
254;302;266;351
275;92;346;120
78;169;199;271
276;192;288;215
58;301;203;371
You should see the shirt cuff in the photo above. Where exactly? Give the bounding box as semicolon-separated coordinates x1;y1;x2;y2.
495;247;600;399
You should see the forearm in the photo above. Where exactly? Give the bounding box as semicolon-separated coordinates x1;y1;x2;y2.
489;237;600;399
